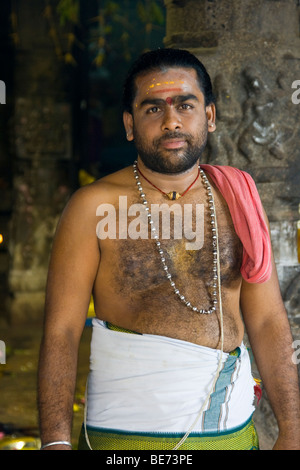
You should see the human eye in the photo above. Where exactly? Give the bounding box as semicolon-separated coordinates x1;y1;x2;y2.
179;103;194;110
147;106;161;114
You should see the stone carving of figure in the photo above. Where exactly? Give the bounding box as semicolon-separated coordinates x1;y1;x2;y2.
208;73;242;165
237;66;293;163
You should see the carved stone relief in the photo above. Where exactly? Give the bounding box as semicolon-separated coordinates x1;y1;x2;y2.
200;52;300;227
207;64;300;173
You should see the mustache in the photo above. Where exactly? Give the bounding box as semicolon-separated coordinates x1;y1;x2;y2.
154;131;193;145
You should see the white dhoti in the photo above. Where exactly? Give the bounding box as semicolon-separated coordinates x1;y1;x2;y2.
86;318;256;434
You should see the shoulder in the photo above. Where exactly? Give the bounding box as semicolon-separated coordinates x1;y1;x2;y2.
65;165;134;213
53;166;133;238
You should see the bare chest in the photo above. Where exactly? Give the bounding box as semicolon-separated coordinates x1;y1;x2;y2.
97;193;243;296
93;175;244;350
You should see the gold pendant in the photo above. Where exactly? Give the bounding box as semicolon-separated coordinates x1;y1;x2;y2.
166;191;181;200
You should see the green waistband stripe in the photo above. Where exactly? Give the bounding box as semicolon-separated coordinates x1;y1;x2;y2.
78;418;259;450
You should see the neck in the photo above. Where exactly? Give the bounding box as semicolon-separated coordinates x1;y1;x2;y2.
136;156;200;194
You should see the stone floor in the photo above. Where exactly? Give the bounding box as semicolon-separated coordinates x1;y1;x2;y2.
0;320;277;450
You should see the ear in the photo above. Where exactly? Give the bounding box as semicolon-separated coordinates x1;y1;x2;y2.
206;103;216;133
123;111;134;141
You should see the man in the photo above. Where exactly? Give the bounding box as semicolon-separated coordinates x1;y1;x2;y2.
38;48;300;450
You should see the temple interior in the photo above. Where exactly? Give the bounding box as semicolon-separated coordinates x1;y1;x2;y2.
0;0;299;451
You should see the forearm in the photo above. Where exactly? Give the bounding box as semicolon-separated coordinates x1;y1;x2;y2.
38;332;79;449
248;316;300;445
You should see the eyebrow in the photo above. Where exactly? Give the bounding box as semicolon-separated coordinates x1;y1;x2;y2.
139;93;199;108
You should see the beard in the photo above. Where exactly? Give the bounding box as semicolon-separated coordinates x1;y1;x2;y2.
132;124;208;174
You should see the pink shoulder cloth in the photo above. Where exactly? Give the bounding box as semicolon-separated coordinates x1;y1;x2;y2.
201;164;272;283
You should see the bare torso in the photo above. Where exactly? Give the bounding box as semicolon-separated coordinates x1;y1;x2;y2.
88;165;244;353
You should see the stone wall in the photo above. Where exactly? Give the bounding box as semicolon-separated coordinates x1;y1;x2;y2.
0;1;13;325
7;0;74;323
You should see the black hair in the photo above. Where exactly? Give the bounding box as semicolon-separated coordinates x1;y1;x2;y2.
122;48;215;113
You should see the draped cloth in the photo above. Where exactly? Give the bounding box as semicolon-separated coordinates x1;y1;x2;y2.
79;320;259;450
201;165;272;284
85;320;256;435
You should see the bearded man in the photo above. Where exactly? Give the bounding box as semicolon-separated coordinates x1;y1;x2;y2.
38;49;300;450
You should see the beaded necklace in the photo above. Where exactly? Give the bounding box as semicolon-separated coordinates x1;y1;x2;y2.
136;165;201;200
133;160;218;315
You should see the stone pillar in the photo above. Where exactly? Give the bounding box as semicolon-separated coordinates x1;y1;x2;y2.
0;0;13;325
164;0;300;447
8;0;73;323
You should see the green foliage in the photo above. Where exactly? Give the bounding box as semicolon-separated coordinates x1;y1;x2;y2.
56;0;79;26
55;0;165;65
137;0;165;25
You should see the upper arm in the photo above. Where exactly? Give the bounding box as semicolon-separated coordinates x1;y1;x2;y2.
240;253;287;330
240;209;288;336
44;186;100;342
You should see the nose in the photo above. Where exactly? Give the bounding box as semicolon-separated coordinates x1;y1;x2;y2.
161;107;182;132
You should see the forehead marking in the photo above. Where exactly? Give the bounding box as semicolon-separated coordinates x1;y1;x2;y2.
146;80;185;94
166;97;173;105
152;88;183;94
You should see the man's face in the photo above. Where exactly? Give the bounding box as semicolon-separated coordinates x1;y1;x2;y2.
123;67;216;174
